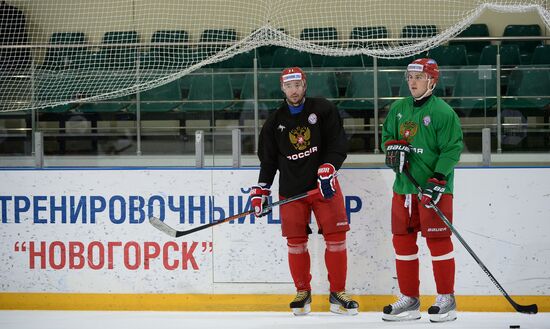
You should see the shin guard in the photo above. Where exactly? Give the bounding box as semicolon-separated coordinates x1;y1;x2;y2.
426;237;455;295
287;237;311;291
324;231;347;292
393;234;420;297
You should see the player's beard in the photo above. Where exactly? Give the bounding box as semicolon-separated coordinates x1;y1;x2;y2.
287;93;304;106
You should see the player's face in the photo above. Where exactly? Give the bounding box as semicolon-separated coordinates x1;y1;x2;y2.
406;72;432;99
282;80;306;106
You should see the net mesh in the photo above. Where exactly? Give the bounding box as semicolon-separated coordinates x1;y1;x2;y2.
0;0;548;112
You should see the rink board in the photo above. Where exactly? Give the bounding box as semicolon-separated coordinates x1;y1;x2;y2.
0;167;548;311
0;293;548;312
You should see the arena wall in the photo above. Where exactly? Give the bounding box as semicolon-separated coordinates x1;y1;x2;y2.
0;167;548;311
10;0;549;46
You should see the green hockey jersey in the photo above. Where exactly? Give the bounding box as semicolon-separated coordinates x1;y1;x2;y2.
382;95;463;194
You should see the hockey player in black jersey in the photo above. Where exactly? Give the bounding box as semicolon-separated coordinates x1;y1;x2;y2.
249;67;358;316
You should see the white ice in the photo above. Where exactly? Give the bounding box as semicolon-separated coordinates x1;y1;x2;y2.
1;311;548;329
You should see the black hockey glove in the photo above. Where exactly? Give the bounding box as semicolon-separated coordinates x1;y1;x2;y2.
384;140;410;173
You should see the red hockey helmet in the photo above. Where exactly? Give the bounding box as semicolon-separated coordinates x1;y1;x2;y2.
280;67;306;84
407;58;439;83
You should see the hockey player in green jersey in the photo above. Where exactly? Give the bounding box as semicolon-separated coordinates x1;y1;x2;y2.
381;58;463;323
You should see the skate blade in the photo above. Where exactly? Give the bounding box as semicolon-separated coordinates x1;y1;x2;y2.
330;303;358;316
429;310;457;322
292;304;311;316
382;310;421;322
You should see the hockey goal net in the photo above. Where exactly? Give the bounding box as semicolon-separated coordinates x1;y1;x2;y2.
0;0;548;112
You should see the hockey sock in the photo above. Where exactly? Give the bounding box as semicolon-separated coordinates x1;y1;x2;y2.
393;233;420;297
287;236;311;291
324;231;347;292
426;237;455;294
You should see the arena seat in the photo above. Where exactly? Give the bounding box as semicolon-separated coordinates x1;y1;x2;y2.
35;74;90;105
338;71;392;110
218;50;260;95
449;69;497;113
258;45;284;68
376;56;415;96
256;28;287;68
449;24;490;65
426;45;467;90
321;55;365;68
300;27;339;66
271;47;313;68
198;28;237;57
300;27;338;44
362;55;374;67
181;74;234;112
349;26;389;49
531;45;550;65
428;45;468;66
400;25;438;45
306;72;339;99
133;80;183;112
479;44;521;66
42;32;87;70
94;31;140;70
140;30;189;69
500;66;548;149
501;24;542;64
502;68;550;110
218;50;259;68
236;72;282;111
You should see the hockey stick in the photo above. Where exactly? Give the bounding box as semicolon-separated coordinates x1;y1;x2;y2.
402;167;538;314
149;188;319;238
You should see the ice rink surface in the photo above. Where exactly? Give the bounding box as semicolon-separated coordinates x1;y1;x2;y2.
1;311;548;329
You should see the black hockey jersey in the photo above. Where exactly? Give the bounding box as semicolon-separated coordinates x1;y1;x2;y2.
257;97;347;197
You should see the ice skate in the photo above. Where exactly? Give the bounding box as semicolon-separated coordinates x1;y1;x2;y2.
290;290;311;316
428;294;457;322
329;291;359;315
382;295;421;321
